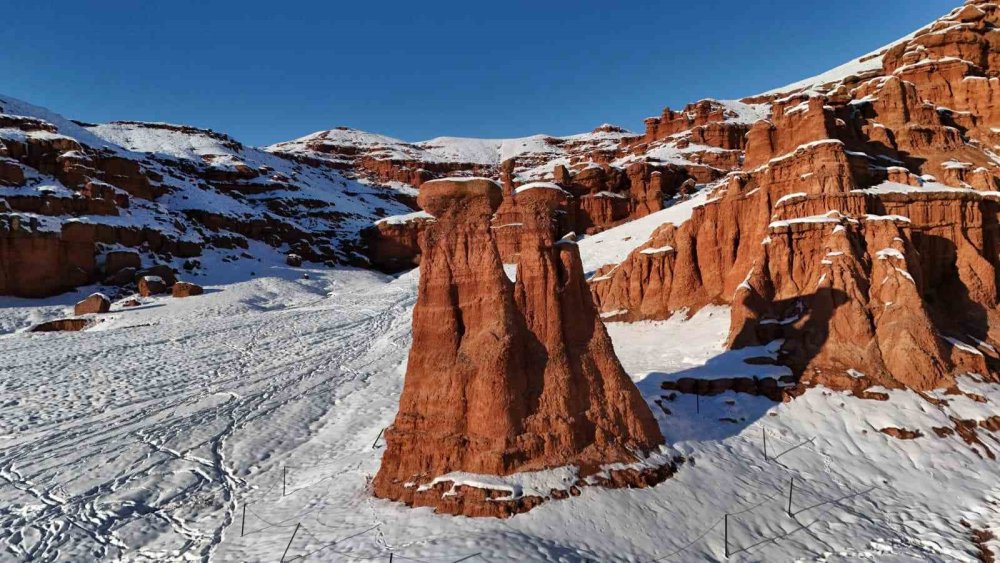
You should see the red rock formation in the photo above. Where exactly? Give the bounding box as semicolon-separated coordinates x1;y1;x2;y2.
138;276;167;297
74;293;110;315
0;216;95;298
172;282;204;298
361;213;435;273
30;318;92;332
373;178;666;517
638;100;752;149
592;1;1000;393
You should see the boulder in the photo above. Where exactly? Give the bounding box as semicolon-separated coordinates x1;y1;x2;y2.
135;265;177;287
105;267;136;287
361;212;435;273
171;281;204;298
138;276;167;297
74;293;111;315
286;253;302;267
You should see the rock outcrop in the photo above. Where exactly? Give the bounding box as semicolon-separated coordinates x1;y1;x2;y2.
138;276;167;297
171;282;204;298
591;1;1000;393
360;211;435;273
373;178;667;517
74;293;111;315
0;103;417;297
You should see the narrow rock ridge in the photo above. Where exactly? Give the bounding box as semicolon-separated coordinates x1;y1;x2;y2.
373;178;667;517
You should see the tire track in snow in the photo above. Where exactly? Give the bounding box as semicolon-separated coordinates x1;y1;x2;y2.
0;278;415;561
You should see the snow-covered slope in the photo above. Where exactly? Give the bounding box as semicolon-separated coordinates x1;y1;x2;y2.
2;250;997;561
0;94;415;296
266;124;639;186
758;20;926;95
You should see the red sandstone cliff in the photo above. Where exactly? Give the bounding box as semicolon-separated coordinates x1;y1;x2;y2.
591;0;1000;393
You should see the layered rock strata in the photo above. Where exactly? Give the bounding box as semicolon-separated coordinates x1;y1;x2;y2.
373;178;668;517
591;1;1000;393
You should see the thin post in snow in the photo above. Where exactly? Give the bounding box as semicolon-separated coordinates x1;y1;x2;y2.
280;523;301;562
373;427;386;449
389;553;393;562
241;503;247;536
283;466;287;497
787;477;794;516
696;394;700;414
724;513;729;559
763;428;768;461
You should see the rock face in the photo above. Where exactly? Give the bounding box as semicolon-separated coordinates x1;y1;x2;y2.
591;1;1000;393
0;216;95;297
138;276;167;297
0;101;417;298
360;211;435;273
74;293;111;315
373;178;665;517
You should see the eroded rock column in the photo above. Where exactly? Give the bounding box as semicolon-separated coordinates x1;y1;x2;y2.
374;178;668;517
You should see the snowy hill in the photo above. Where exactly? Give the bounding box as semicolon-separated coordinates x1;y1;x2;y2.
0;95;414;298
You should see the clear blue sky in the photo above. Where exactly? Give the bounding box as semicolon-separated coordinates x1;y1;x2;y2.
2;1;957;146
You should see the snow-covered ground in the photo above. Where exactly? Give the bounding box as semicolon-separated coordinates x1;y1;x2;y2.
2;231;999;562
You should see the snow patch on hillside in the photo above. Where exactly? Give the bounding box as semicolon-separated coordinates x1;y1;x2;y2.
578;189;712;275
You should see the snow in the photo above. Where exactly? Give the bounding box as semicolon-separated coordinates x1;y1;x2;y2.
513;181;568;195
710;99;772;124
418;466;581;500
866;214;912;223
374;210;435;226
943;336;984;357
774;192;807;207
578;189;712;276
854;180;1000;198
270;126;632;179
640;245;675;256
761;27;921;95
2;259;999;561
502;263;518;282
0;94;117;150
876;248;905;261
768;211;844;230
88;122;243;166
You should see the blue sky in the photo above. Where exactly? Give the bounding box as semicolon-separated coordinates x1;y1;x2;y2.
2;1;956;146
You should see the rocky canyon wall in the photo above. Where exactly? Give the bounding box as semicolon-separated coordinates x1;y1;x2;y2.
591;0;1000;393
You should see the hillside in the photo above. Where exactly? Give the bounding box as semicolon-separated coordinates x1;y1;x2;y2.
0;97;414;298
